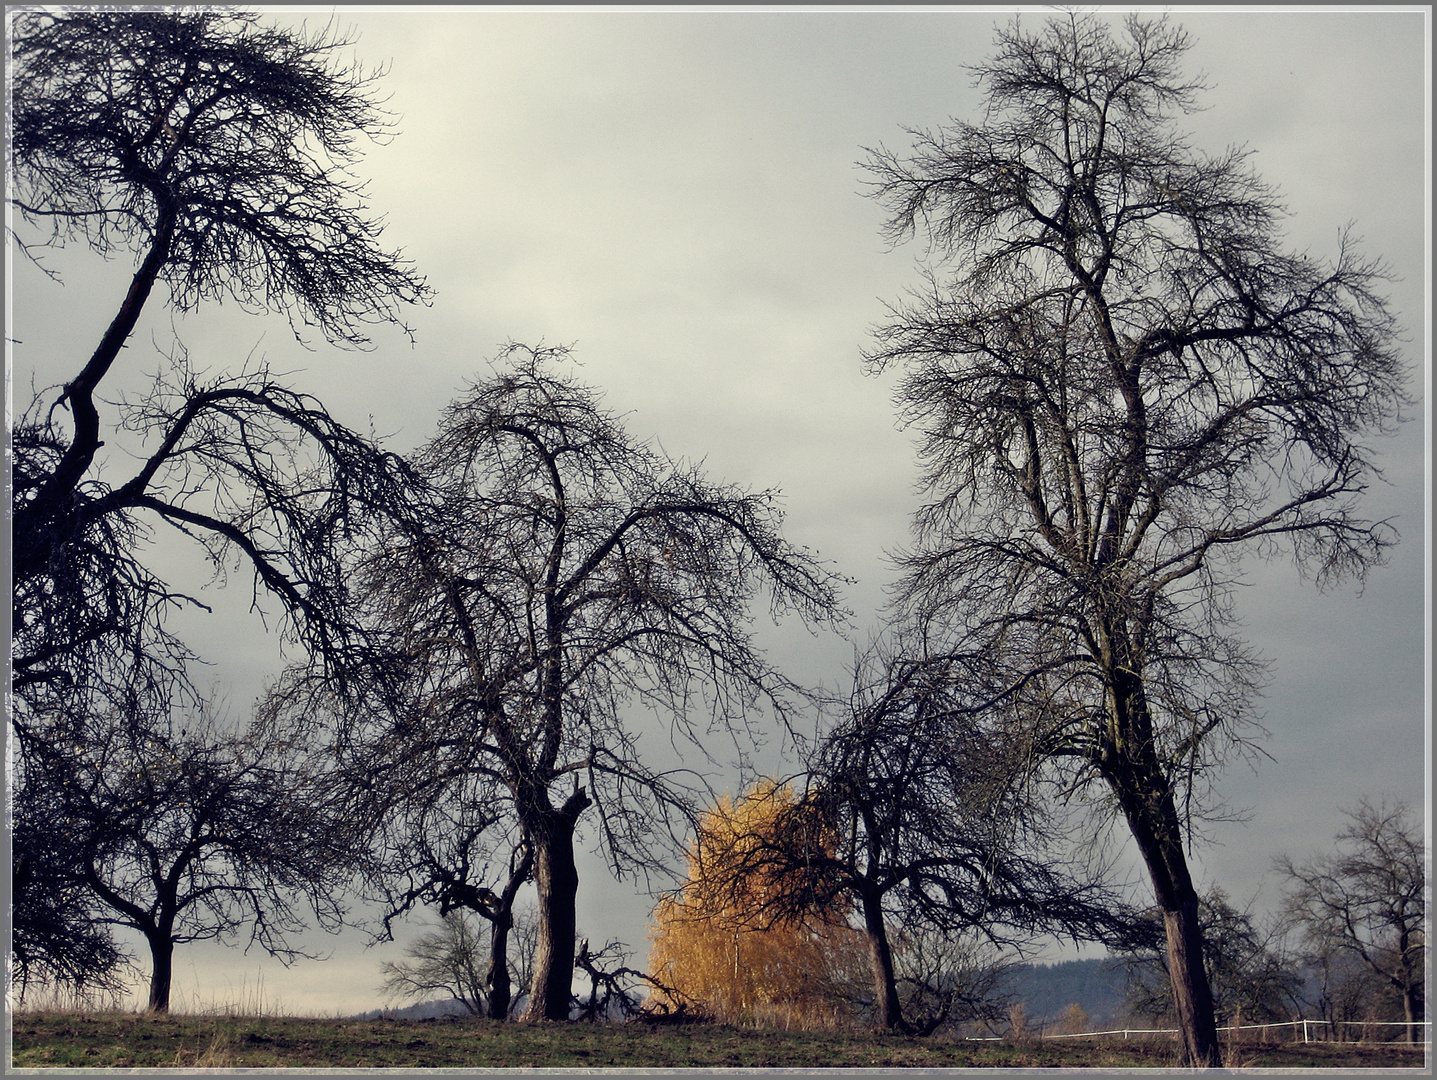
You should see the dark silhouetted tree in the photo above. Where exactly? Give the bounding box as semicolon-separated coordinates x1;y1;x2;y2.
703;643;1152;1034
11;6;429;582
805;646;1152;1033
27;706;353;1012
1278;799;1426;1043
303;344;844;1020
9;7;430;992
344;754;535;1021
380;907;538;1019
863;13;1407;1064
9;358;420;999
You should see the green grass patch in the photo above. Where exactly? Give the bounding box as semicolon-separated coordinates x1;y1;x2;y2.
10;1011;1429;1070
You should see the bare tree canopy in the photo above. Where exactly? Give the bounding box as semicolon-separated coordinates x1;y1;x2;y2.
9;5;431;669
23;706;353;1012
13;358;418;711
702;643;1152;1034
10;362;419;1007
8;7;430;997
307;344;845;1020
9;4;432;716
863;13;1408;1065
9;8;430;350
1277;799;1427;1043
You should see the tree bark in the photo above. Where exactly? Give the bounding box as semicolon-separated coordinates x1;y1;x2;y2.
146;932;175;1013
1112;769;1222;1067
1161;898;1220;1066
1402;985;1420;1045
486;911;513;1020
522;784;590;1022
860;886;903;1032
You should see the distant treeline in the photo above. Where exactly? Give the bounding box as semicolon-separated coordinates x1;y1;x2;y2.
998;959;1129;1027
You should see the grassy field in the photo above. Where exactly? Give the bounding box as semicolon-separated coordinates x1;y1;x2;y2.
9;1011;1430;1070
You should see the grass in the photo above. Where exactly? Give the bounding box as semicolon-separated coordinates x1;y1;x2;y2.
10;1011;1430;1070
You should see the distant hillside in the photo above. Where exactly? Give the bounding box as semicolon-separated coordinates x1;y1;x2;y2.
353;959;1133;1028
352;998;473;1021
999;958;1130;1027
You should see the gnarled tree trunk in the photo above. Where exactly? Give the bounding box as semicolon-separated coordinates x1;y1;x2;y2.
522;785;590;1022
860;886;904;1032
485;911;514;1020
1108;742;1221;1064
145;930;175;1013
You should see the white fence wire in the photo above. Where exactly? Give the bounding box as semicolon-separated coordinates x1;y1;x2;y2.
964;1018;1432;1046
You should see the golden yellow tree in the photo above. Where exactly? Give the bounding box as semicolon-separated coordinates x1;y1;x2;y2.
647;783;866;1028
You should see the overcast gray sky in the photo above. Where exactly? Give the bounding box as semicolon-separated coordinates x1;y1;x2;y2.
8;4;1428;1017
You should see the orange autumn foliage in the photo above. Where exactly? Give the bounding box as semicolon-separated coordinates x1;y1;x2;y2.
646;783;866;1028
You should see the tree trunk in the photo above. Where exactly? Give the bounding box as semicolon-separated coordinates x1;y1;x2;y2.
522;784;590;1022
1161;897;1220;1066
146;933;175;1013
1113;775;1222;1067
860;887;903;1032
1402;985;1420;1045
1101;654;1222;1068
486;912;513;1020
445;840;532;1021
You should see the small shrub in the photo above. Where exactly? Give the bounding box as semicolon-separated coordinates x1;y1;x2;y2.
1006;1001;1032;1043
1058;1003;1090;1036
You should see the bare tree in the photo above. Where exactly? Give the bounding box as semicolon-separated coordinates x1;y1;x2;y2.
24;705;354;1012
381;912;489;1016
8;7;430;988
862;13;1408;1064
349;761;535;1021
716;642;1152;1034
379;907;538;1019
9;7;429;537
1298;945;1395;1038
818;646;1154;1034
311;344;844;1020
1277;799;1426;1043
887;924;1014;1037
